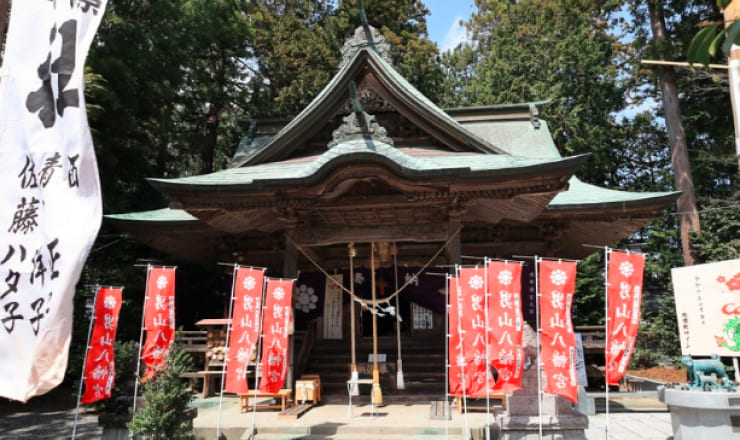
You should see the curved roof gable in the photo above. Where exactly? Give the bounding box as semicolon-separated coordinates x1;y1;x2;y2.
232;47;507;168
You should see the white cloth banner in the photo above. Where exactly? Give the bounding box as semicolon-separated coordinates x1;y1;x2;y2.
672;259;740;356
323;274;343;339
0;0;106;401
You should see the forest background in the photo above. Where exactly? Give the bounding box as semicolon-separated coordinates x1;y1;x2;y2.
1;0;738;383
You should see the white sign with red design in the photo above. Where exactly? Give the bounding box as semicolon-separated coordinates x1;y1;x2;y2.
672;258;740;356
225;267;265;394
81;287;122;404
141;267;176;380
448;268;495;397
605;251;644;385
258;278;294;393
538;260;578;403
487;261;524;393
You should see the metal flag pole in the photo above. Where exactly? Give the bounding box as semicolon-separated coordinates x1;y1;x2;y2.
445;273;451;440
455;264;471;440
249;273;268;440
349;243;359;396
392;245;405;390
604;246;611;440
534;257;543;440
71;284;99;440
216;264;239;440
483;258;492;440
132;265;153;414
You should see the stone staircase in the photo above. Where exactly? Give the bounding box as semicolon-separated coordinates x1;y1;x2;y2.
298;335;448;403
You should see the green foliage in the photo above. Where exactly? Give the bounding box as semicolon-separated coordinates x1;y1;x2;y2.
128;341;194;440
688;15;740;66
332;0;443;102
691;190;740;262
441;0;627;186
248;0;338;118
574;252;606;326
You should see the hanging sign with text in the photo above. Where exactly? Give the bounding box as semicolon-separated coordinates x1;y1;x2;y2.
0;0;107;402
259;278;294;393
605;251;644;385
487;261;524;393
225;267;265;394
81;287;123;404
141;267;176;380
539;260;578;403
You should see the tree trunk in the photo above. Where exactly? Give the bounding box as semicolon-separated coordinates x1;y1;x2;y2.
200;105;219;175
647;0;701;266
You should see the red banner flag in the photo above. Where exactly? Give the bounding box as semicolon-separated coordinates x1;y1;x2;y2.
81;287;123;404
141;267;176;380
539;260;578;403
225;267;265;394
448;268;494;397
258;278;294;393
487;261;524;393
605;251;645;385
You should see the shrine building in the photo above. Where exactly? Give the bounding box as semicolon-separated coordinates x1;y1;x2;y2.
107;24;678;398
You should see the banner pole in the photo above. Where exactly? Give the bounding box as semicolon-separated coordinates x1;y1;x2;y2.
445;273;451;440
455;265;471;440
216;264;239;440
249;273;268;439
483;259;491;440
534;257;543;440
132;265;152;414
71;284;99;440
604;247;610;440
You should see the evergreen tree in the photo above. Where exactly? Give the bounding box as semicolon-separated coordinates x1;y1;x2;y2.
248;0;338;118
128;341;194;440
441;0;627;186
332;0;443;102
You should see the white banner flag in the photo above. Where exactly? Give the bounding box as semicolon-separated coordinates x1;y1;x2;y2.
672;259;740;357
0;0;106;402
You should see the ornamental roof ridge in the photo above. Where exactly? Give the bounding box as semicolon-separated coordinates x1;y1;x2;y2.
340;24;392;69
328;109;393;149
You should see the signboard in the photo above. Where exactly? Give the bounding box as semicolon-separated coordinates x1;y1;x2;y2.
672;259;740;356
322;275;343;339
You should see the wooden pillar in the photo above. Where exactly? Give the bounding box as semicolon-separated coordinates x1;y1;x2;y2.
283;227;298;388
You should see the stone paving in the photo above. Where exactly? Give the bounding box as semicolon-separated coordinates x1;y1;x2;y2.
0;392;674;439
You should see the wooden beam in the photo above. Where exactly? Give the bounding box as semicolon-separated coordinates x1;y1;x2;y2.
294;223;449;247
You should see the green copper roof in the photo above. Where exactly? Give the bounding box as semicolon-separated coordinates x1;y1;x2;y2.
106;208;198;222
149;140;586;192
549;177;680;209
231;46;506;167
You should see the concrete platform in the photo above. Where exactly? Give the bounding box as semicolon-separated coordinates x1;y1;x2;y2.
191;394;673;440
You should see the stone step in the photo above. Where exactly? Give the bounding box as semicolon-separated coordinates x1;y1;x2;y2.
249;424;468;440
252;434;464;440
